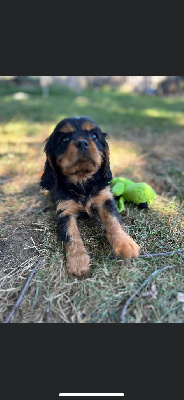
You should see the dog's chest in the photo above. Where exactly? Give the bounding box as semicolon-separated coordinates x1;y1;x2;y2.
71;190;96;215
56;180;111;217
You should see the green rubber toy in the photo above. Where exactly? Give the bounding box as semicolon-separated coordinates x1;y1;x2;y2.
110;177;157;213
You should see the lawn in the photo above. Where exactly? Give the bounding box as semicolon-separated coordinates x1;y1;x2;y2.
0;83;184;323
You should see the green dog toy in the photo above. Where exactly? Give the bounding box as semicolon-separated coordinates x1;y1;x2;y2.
110;177;157;213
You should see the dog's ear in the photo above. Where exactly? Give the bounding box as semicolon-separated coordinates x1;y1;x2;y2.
101;133;112;181
40;136;56;190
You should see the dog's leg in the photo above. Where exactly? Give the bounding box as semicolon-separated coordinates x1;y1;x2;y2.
65;216;91;277
56;201;91;277
97;198;140;259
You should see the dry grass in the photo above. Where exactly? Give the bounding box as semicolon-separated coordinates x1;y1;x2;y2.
0;84;184;323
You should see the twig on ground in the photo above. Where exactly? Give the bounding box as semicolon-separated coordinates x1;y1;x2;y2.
120;265;173;323
89;249;184;260
139;249;184;258
4;258;43;323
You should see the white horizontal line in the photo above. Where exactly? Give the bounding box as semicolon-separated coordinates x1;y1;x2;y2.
59;394;124;397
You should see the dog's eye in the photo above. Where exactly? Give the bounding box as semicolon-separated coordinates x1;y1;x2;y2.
91;133;98;141
62;137;69;143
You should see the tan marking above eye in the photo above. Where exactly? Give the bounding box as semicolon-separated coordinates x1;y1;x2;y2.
59;123;75;134
81;121;96;131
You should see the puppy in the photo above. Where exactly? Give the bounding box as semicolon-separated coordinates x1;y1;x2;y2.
40;117;140;277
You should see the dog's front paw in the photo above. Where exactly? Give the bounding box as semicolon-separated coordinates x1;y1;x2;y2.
114;234;140;259
66;252;91;278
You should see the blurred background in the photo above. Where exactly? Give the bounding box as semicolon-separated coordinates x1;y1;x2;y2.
1;75;184;94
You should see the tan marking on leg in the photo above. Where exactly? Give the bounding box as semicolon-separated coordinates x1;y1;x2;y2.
98;205;140;259
58;123;76;133
65;216;91;277
57;200;84;217
91;187;113;208
84;187;113;215
81;121;96;131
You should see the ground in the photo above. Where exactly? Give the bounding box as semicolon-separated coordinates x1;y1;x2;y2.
0;84;184;323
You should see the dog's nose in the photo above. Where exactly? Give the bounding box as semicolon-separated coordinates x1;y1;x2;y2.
76;140;89;150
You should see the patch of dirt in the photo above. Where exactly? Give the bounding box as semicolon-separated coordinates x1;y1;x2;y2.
0;224;42;267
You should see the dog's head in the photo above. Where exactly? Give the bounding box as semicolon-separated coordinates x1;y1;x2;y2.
40;117;110;189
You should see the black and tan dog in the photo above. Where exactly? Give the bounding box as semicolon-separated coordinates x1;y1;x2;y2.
40;117;140;277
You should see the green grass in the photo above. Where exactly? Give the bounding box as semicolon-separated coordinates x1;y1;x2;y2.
0;83;184;323
1;83;184;130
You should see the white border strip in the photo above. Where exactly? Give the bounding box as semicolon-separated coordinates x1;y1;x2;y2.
59;394;124;397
